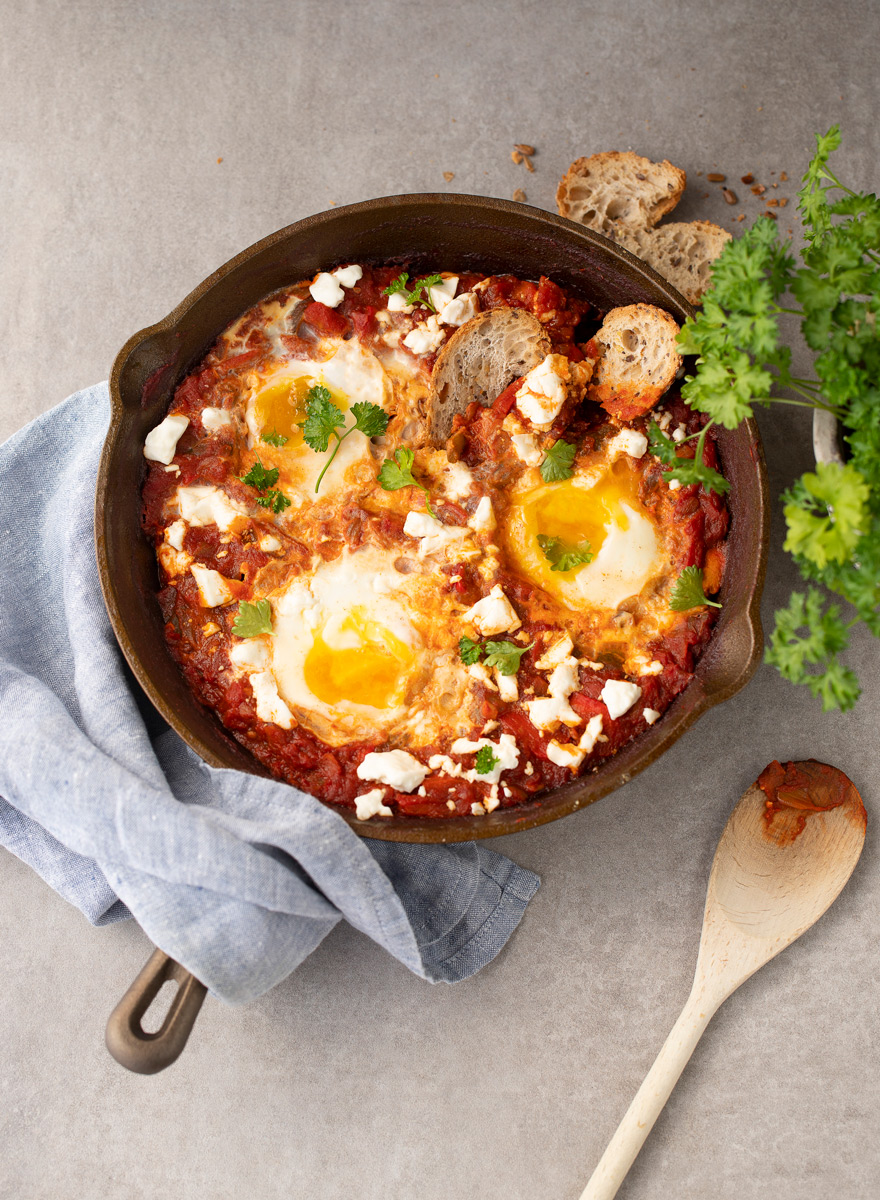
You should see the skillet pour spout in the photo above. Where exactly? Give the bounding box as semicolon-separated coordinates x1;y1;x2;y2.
99;194;769;844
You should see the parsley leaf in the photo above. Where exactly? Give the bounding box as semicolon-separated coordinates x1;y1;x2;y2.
540;439;577;483
647;421;679;465
240;460;280;491
261;429;289;448
377;447;436;516
351;401;391;437
298;384;391;494
382;271;445;311
482;640;534;676
765;588;859;711
648;421;729;495
537;534;593;573
669;566;722;612
459;636;483;666
782;461;869;569
256;489;291;514
474;745;500;775
232;599;273;638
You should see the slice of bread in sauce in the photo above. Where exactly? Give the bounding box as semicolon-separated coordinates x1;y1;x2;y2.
586;304;682;422
622;221;732;306
556;151;685;239
429;308;551;444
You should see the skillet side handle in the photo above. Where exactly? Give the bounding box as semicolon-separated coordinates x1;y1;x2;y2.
105;948;208;1074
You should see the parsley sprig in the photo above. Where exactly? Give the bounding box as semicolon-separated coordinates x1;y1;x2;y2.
240;459;290;513
676;125;880;709
261;429;289;448
540;439;577;483
377;447;436;516
458;636;533;676
537;534;594;573
232;599;274;638
300;383;390;494
669;566;722;612
474;745;500;775
383;272;445;312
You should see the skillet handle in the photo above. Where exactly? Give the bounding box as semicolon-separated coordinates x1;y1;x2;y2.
105;948;207;1074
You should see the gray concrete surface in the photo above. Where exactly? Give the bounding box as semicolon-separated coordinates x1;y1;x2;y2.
2;2;879;1197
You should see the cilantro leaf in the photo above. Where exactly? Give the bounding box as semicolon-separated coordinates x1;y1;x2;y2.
647;421;679;465
474;745;500;775
351;402;391;437
537;534;593;573
300;384;344;454
459;636;483;666
540;439;577;483
782;461;869;569
482;640;534;676
261;429;289;447
669;566;722;612
232;599;273;638
240;459;279;492
377;447;437;516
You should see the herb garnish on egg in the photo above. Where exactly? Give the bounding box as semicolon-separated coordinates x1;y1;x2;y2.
669;566;722;612
537;534;594;573
300;384;390;493
232;599;274;638
377;447;436;516
540;439;577;483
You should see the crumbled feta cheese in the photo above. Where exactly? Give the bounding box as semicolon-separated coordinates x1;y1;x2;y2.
309;272;345;308
484;785;500;813
166;519;187;551
672;424;687;443
190;565;233;607
524;761;534;776
471;802;487;816
509;431;545;466
428;276;459;312
382;329;402;347
439;291;479;327
357;749;428;793
643;707;661;725
657;411;673;432
547;660;580;700
449;733;520;784
249;670;293;729
403;510;470;557
482;720;499;734
496;671;518;702
469;496;495;532
177;486;248;532
600;679;643;720
668;478;682;491
387;292;414;313
144;414;189;464
461;585;521;636
229;639;270;670
258;533;282;553
157;544;192;577
526;695;580;731
608;428;649;459
403;315;446;355
515;354;568;429
332;264;363;289
443;461;475;500
469;662;498;690
355;788;393;820
643;660;663;676
547;740;586;770
201;407;232;433
578;714;604;753
536;634;575;670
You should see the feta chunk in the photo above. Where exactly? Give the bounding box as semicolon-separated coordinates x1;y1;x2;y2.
357;749;428;793
403;315;446;355
668;478;681;491
332;264;363;289
428;276;459;312
535;634;574;670
449;733;520;784
177;486;248;532
578;714;604;753
471;802;487;816
201;407;232;433
403;510;470;557
166;519;187;551
526;695;580;731
608;428;649;459
461;585;521;636
547;740;586;770
443;461;475;500
643;707;661;725
600;678;643;720
258;533;282;553
496;671;518;702
672;424;687;443
309;272;345;308
515;354;568;429
547;660;580;700
509;432;544;466
439;291;479;327
229;640;270;671
387;291;414;313
468;663;498;690
144;414;189;464
190;565;233;607
469;496;495;532
249;670;293;729
355;788;393;820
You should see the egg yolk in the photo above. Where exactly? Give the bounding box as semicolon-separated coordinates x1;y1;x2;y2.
254;377;349;447
303;608;414;709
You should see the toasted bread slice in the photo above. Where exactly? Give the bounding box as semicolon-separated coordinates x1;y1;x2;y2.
586;304;682;421
556;151;685;238
428;309;551;443
623;221;731;305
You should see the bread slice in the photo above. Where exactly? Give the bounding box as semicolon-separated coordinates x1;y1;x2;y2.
622;221;731;305
428;309;550;443
586;304;682;421
556;151;685;239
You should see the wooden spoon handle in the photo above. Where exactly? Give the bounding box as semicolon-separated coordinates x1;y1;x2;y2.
579;989;718;1200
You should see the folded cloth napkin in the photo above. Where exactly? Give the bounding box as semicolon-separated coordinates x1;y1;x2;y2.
0;385;539;1003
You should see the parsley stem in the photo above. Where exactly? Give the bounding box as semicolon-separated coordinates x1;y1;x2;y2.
314;427;353;493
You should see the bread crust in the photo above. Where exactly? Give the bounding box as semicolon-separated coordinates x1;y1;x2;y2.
585;303;682;421
556;151;685;237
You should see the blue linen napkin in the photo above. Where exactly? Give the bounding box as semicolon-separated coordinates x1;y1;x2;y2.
0;385;539;1003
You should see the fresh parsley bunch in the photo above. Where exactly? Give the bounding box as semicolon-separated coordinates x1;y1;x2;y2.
677;126;879;710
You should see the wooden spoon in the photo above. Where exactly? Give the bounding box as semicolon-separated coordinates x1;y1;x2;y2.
580;760;866;1200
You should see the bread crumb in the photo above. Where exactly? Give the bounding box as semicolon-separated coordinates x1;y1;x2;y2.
515;143;536;156
778;197;789;207
750;184;766;196
523;155;535;173
780;171;789;181
443;171;455;182
736;213;746;222
722;188;737;205
216;157;223;164
513;188;527;202
741;173;754;184
511;150;523;164
766;198;779;207
765;209;777;220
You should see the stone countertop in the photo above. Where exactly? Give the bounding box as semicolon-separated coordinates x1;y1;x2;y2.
3;2;878;1197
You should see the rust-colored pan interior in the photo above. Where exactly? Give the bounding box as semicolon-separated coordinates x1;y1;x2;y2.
98;194;769;844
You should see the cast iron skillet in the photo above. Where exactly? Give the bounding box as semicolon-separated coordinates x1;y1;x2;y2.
98;195;769;1071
